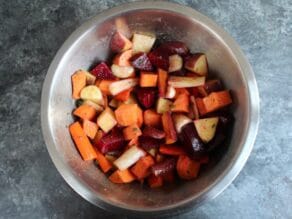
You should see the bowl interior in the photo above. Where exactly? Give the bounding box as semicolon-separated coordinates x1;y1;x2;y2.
44;7;249;212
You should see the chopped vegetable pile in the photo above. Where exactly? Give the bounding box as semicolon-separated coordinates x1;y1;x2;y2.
69;28;233;188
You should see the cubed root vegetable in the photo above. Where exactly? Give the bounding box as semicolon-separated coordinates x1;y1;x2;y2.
80;85;104;105
71;70;86;99
130;155;155;179
171;93;189;113
84;71;97;85
82;120;98;139
147;174;163;188
113;145;146;170
172;114;192;133
195;98;207;115
110;31;132;53
111;64;135;78
184;54;208;76
176;155;200;180
168;54;183;72
196;90;232;115
82;100;104;112
73;104;97;121
162;112;177;144
165;86;176;99
97;107;117;133
156;98;172;114
69;122;97;161
113;49;133;66
159;145;186;156
140;72;158;87
190;96;200;120
103;94;108;108
92;130;104;145
137;106;143;128
175;88;190;97
123;124;142;140
142;126;165;139
109;169;136;183
114;88;132;101
115;104;139;126
168;76;205;88
203;91;232;113
158;68;168;97
144;110;161;127
194;117;219;143
99;80;116;95
94;148;113;173
132;33;156;54
109;78;138;96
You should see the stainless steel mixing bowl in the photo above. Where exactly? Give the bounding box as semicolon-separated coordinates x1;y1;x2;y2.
41;1;259;216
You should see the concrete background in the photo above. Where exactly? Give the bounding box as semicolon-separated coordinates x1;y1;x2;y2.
0;0;291;218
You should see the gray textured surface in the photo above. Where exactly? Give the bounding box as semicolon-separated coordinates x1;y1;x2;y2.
0;0;291;218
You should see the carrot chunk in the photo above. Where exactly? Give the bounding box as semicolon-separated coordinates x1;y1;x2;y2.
171;93;189;113
109;169;136;183
203;90;232;112
71;70;86;99
140;72;158;87
114;88;132;101
123;124;142;140
161;112;177;144
131;155;155;179
196;98;208;116
69;122;97;160
73;104;97;121
115;103;139;126
158;68;168;97
144;110;161;127
137;106;143;127
176;155;200;180
94;148;113;173
196;90;232;115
